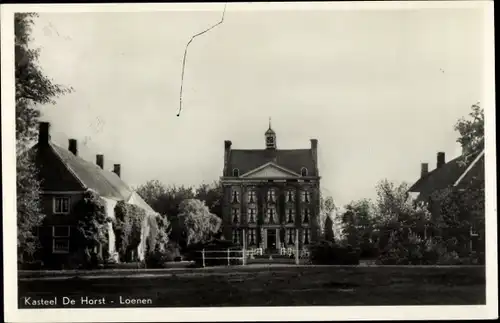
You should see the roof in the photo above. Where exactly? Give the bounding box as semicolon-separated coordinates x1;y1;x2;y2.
227;148;317;176
408;150;484;200
35;142;134;201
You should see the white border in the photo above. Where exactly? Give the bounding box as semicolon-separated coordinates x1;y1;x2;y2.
1;1;497;322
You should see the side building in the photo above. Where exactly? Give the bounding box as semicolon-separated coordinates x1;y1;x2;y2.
29;122;157;268
220;122;321;255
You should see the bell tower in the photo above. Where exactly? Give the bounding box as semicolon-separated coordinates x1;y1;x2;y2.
265;117;276;149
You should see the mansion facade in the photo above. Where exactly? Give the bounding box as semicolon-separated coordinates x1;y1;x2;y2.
220;122;321;253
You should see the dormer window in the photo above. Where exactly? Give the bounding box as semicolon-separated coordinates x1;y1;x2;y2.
301;167;308;176
232;168;240;177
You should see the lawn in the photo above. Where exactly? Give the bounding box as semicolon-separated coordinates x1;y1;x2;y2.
18;265;486;308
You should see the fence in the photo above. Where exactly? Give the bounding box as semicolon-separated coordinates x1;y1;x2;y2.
197;247;310;267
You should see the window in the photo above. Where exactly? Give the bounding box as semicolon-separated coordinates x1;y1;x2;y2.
301;167;308;176
303;229;310;245
266;207;276;224
301;190;311;203
53;197;70;214
232;229;241;244
52;226;70;254
232;208;240;223
232;168;240;177
287;229;296;245
267;189;276;203
247;190;257;203
286;208;295;223
302;208;310;223
248;229;256;245
286;190;295;203
247;207;256;223
231;188;240;203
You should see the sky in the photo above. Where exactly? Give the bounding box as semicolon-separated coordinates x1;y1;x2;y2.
29;4;486;206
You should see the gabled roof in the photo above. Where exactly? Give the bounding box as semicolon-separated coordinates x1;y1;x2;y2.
240;162;301;178
408;150;484;200
227;149;317;177
35;142;134;201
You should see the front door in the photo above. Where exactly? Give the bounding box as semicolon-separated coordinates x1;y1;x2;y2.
267;229;276;251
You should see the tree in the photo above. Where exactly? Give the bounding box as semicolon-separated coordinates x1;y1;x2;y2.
177;199;222;247
15;13;72;262
454;102;484;162
194;181;223;218
135;181;195;218
342;199;376;253
324;216;335;242
15;13;72;147
16;149;44;262
319;194;336;237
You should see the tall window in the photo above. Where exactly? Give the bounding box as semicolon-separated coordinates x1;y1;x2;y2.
267;189;276;203
301;167;308;176
231;188;240;203
232;229;240;244
266;207;276;223
232;208;240;223
248;229;256;245
247;207;256;223
247;190;257;204
287;229;296;245
53;197;70;214
302;208;310;223
286;208;295;224
286;190;295;203
301;190;311;203
232;168;240;177
52;226;70;253
303;229;310;245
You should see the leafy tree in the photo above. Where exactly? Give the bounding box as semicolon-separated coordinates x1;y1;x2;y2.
454;103;484;160
177;199;222;247
324;216;335;242
15;13;72;262
136;181;195;218
15;13;73;146
319;194;336;237
194;181;223;218
114;201;147;262
342;199;377;254
16;149;44;262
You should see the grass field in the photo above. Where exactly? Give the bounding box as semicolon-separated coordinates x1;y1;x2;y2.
18;265;486;308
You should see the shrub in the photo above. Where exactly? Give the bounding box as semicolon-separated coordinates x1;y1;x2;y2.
308;240;360;265
144;243;181;268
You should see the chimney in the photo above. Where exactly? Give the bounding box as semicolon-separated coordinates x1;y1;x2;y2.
113;164;121;177
96;154;104;169
421;163;429;178
224;140;232;176
437;152;445;168
311;139;319;175
68;139;78;156
38;122;50;145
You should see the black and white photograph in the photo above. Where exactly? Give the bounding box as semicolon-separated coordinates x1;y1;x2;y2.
1;1;497;322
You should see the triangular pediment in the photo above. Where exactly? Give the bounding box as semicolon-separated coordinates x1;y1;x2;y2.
240;162;300;178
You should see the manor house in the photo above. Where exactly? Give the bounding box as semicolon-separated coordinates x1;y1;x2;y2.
220;121;321;254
